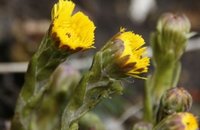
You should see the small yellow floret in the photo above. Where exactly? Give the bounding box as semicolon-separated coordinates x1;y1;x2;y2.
116;30;150;78
181;113;198;130
50;0;95;50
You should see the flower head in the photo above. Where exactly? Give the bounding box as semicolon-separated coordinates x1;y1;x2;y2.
50;0;95;51
113;29;150;78
155;112;199;130
99;28;149;79
181;113;198;130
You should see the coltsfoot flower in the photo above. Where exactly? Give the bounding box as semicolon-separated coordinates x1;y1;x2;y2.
101;28;150;79
116;29;149;78
11;1;95;130
181;113;199;130
154;112;199;130
50;0;95;51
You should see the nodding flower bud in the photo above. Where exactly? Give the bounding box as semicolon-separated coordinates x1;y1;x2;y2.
100;28;150;79
157;87;192;122
154;112;199;130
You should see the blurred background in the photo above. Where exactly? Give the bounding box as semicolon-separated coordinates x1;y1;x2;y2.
0;0;200;130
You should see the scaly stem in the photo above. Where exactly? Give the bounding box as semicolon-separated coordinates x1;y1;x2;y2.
11;35;70;130
144;61;181;123
61;52;123;130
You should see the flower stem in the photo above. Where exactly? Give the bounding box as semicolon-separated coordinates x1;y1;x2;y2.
144;61;181;123
11;35;69;130
61;52;123;130
144;77;153;123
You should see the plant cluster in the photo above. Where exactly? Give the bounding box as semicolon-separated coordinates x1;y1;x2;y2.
11;0;199;130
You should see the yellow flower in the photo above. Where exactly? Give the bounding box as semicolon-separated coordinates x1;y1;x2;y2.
181;113;198;130
114;28;150;78
50;0;95;51
154;112;199;130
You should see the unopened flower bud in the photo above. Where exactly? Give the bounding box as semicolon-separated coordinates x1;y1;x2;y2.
154;112;199;130
152;13;191;65
157;87;192;122
157;13;190;34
